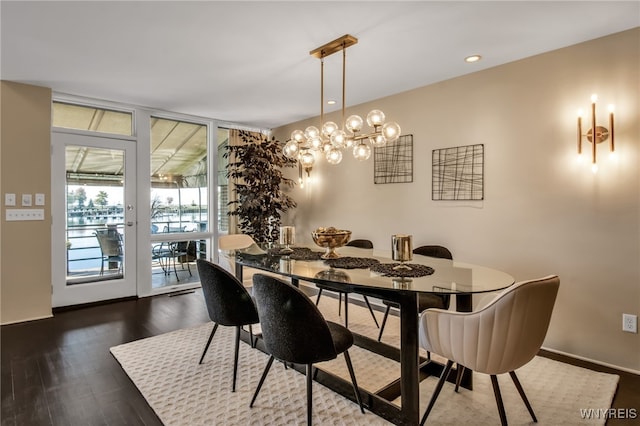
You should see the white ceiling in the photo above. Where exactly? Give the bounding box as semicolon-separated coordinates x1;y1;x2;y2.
1;1;638;129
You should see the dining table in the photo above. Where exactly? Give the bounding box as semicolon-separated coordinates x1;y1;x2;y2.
235;245;514;425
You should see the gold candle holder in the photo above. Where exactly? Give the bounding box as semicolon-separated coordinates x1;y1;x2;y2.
279;226;295;254
392;234;413;270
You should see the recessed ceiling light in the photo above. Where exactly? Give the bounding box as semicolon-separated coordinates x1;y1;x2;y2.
465;55;482;63
327;100;336;105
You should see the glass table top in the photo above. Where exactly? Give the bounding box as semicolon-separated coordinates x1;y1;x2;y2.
236;246;514;295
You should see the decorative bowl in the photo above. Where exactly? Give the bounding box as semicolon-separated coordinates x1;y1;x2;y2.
311;227;351;259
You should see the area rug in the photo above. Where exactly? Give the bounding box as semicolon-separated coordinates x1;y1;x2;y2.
110;296;619;425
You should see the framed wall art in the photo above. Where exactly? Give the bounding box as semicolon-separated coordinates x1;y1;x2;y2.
374;134;413;184
432;144;484;200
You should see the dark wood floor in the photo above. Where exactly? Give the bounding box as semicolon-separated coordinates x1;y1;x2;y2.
1;290;638;425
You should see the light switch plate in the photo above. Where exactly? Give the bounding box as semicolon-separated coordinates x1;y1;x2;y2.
5;193;16;206
21;194;32;207
35;193;45;206
6;209;45;221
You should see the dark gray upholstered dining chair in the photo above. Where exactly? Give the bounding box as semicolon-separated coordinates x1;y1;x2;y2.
250;274;365;425
196;259;259;392
418;275;560;425
315;239;380;328
377;245;453;342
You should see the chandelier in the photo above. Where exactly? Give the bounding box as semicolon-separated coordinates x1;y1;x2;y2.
283;34;401;173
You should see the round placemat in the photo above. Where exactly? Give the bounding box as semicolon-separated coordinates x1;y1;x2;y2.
267;247;324;261
323;257;380;269
369;263;435;277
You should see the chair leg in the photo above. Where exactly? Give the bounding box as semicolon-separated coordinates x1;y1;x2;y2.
454;364;465;392
172;256;180;281
248;324;255;348
306;363;313;426
420;360;453;425
343;350;365;414
198;323;218;364
338;293;343;316
315;289;323;306
344;293;349;327
509;371;537;422
377;306;391;341
363;296;380;328
232;326;241;392
250;355;275;408
490;375;508;426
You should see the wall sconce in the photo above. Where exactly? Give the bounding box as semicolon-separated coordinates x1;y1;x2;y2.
577;94;615;173
298;151;314;188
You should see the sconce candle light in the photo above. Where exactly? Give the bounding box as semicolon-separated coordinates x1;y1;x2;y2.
577;94;615;173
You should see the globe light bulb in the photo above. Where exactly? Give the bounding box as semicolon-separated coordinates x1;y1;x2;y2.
591;163;598;173
300;150;315;168
345;115;363;133
382;122;401;142
366;110;385;127
308;136;322;150
304;126;320;139
330;129;347;148
353;142;371;161
283;140;299;158
345;136;354;148
326;148;343;165
291;129;306;144
322;121;338;137
369;134;386;148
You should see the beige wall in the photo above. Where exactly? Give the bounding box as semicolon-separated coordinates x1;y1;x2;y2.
0;81;53;324
274;29;640;372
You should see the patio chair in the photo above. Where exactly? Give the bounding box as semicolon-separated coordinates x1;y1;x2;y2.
95;228;123;275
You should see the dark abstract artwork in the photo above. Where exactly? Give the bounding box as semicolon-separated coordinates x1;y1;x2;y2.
432;144;484;200
374;134;413;184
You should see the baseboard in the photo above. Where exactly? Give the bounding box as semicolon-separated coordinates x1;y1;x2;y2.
541;346;640;376
1;313;53;326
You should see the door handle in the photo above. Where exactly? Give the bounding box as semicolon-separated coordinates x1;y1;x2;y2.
126;221;134;227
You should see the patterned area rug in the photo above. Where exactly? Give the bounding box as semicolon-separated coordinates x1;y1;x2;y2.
111;294;619;425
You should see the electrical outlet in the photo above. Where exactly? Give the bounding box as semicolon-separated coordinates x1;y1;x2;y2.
622;314;637;333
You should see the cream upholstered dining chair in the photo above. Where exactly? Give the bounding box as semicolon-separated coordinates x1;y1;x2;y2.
418;275;560;426
217;234;266;287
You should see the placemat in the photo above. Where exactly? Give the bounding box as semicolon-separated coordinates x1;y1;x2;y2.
369;263;435;277
267;247;324;261
323;257;380;269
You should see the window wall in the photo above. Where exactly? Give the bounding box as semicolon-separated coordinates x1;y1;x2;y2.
150;117;209;289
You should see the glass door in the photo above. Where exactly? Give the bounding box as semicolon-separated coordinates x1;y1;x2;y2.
51;132;137;307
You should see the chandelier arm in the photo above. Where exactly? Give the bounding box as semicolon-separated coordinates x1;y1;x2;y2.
352;132;380;142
